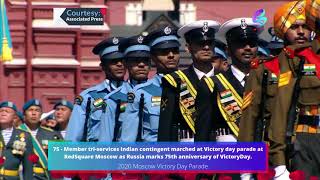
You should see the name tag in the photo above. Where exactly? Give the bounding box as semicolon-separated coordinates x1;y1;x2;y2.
151;96;161;107
303;64;316;76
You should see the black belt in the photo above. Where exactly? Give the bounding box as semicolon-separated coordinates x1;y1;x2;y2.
298;115;320;126
179;129;194;139
215;128;232;136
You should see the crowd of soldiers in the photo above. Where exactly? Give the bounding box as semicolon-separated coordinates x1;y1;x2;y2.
0;0;319;179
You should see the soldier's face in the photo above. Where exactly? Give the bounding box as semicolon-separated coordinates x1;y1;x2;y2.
187;40;214;62
285;19;311;45
24;106;42;125
103;59;126;81
54;105;71;124
212;57;229;72
229;40;258;65
126;58;151;81
0;107;16;125
152;47;180;73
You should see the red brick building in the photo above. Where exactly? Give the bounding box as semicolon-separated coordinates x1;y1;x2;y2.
1;0;291;111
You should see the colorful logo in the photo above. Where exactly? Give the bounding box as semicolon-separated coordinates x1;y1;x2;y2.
252;9;267;27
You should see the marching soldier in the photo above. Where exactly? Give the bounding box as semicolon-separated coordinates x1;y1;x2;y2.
158;20;220;142
119;26;180;142
0;101;34;180
99;35;151;142
65;37;126;142
98;35;151;180
259;0;319;179
196;17;261;142
53;100;73;139
240;0;320;178
195;18;261;180
237;3;310;178
21;99;63;180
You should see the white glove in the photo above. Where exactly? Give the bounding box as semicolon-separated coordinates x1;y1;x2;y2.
216;135;237;142
180;138;194;142
273;165;290;180
240;173;254;180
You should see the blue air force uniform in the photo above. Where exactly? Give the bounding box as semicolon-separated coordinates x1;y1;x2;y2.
65;37;125;142
99;35;151;142
120;26;181;142
99;81;140;142
120;74;163;142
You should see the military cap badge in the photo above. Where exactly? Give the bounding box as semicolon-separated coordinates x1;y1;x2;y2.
137;36;144;44
203;22;209;33
113;37;119;45
35;99;40;106
164;26;172;35
240;19;248;29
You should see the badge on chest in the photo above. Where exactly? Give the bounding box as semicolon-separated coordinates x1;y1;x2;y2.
12;132;27;156
303;64;316;76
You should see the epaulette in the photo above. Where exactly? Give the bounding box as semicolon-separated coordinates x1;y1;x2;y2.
264;56;280;75
80;85;98;96
283;47;295;59
109;90;127;103
134;80;152;91
250;58;264;69
163;73;179;88
40;126;54;132
250;56;277;69
142;83;162;96
74;84;101;105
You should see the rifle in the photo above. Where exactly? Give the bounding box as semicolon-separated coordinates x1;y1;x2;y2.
285;58;305;168
254;70;269;142
113;99;121;142
136;93;145;141
81;97;91;142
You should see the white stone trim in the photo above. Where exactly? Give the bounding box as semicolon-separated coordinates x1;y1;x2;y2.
80;60;100;67
3;58;26;65
179;3;196;25
125;2;143;26
142;0;174;11
80;4;108;8
33;19;110;31
81;23;110;31
8;1;27;6
32;58;80;66
33;19;80;28
31;2;79;6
